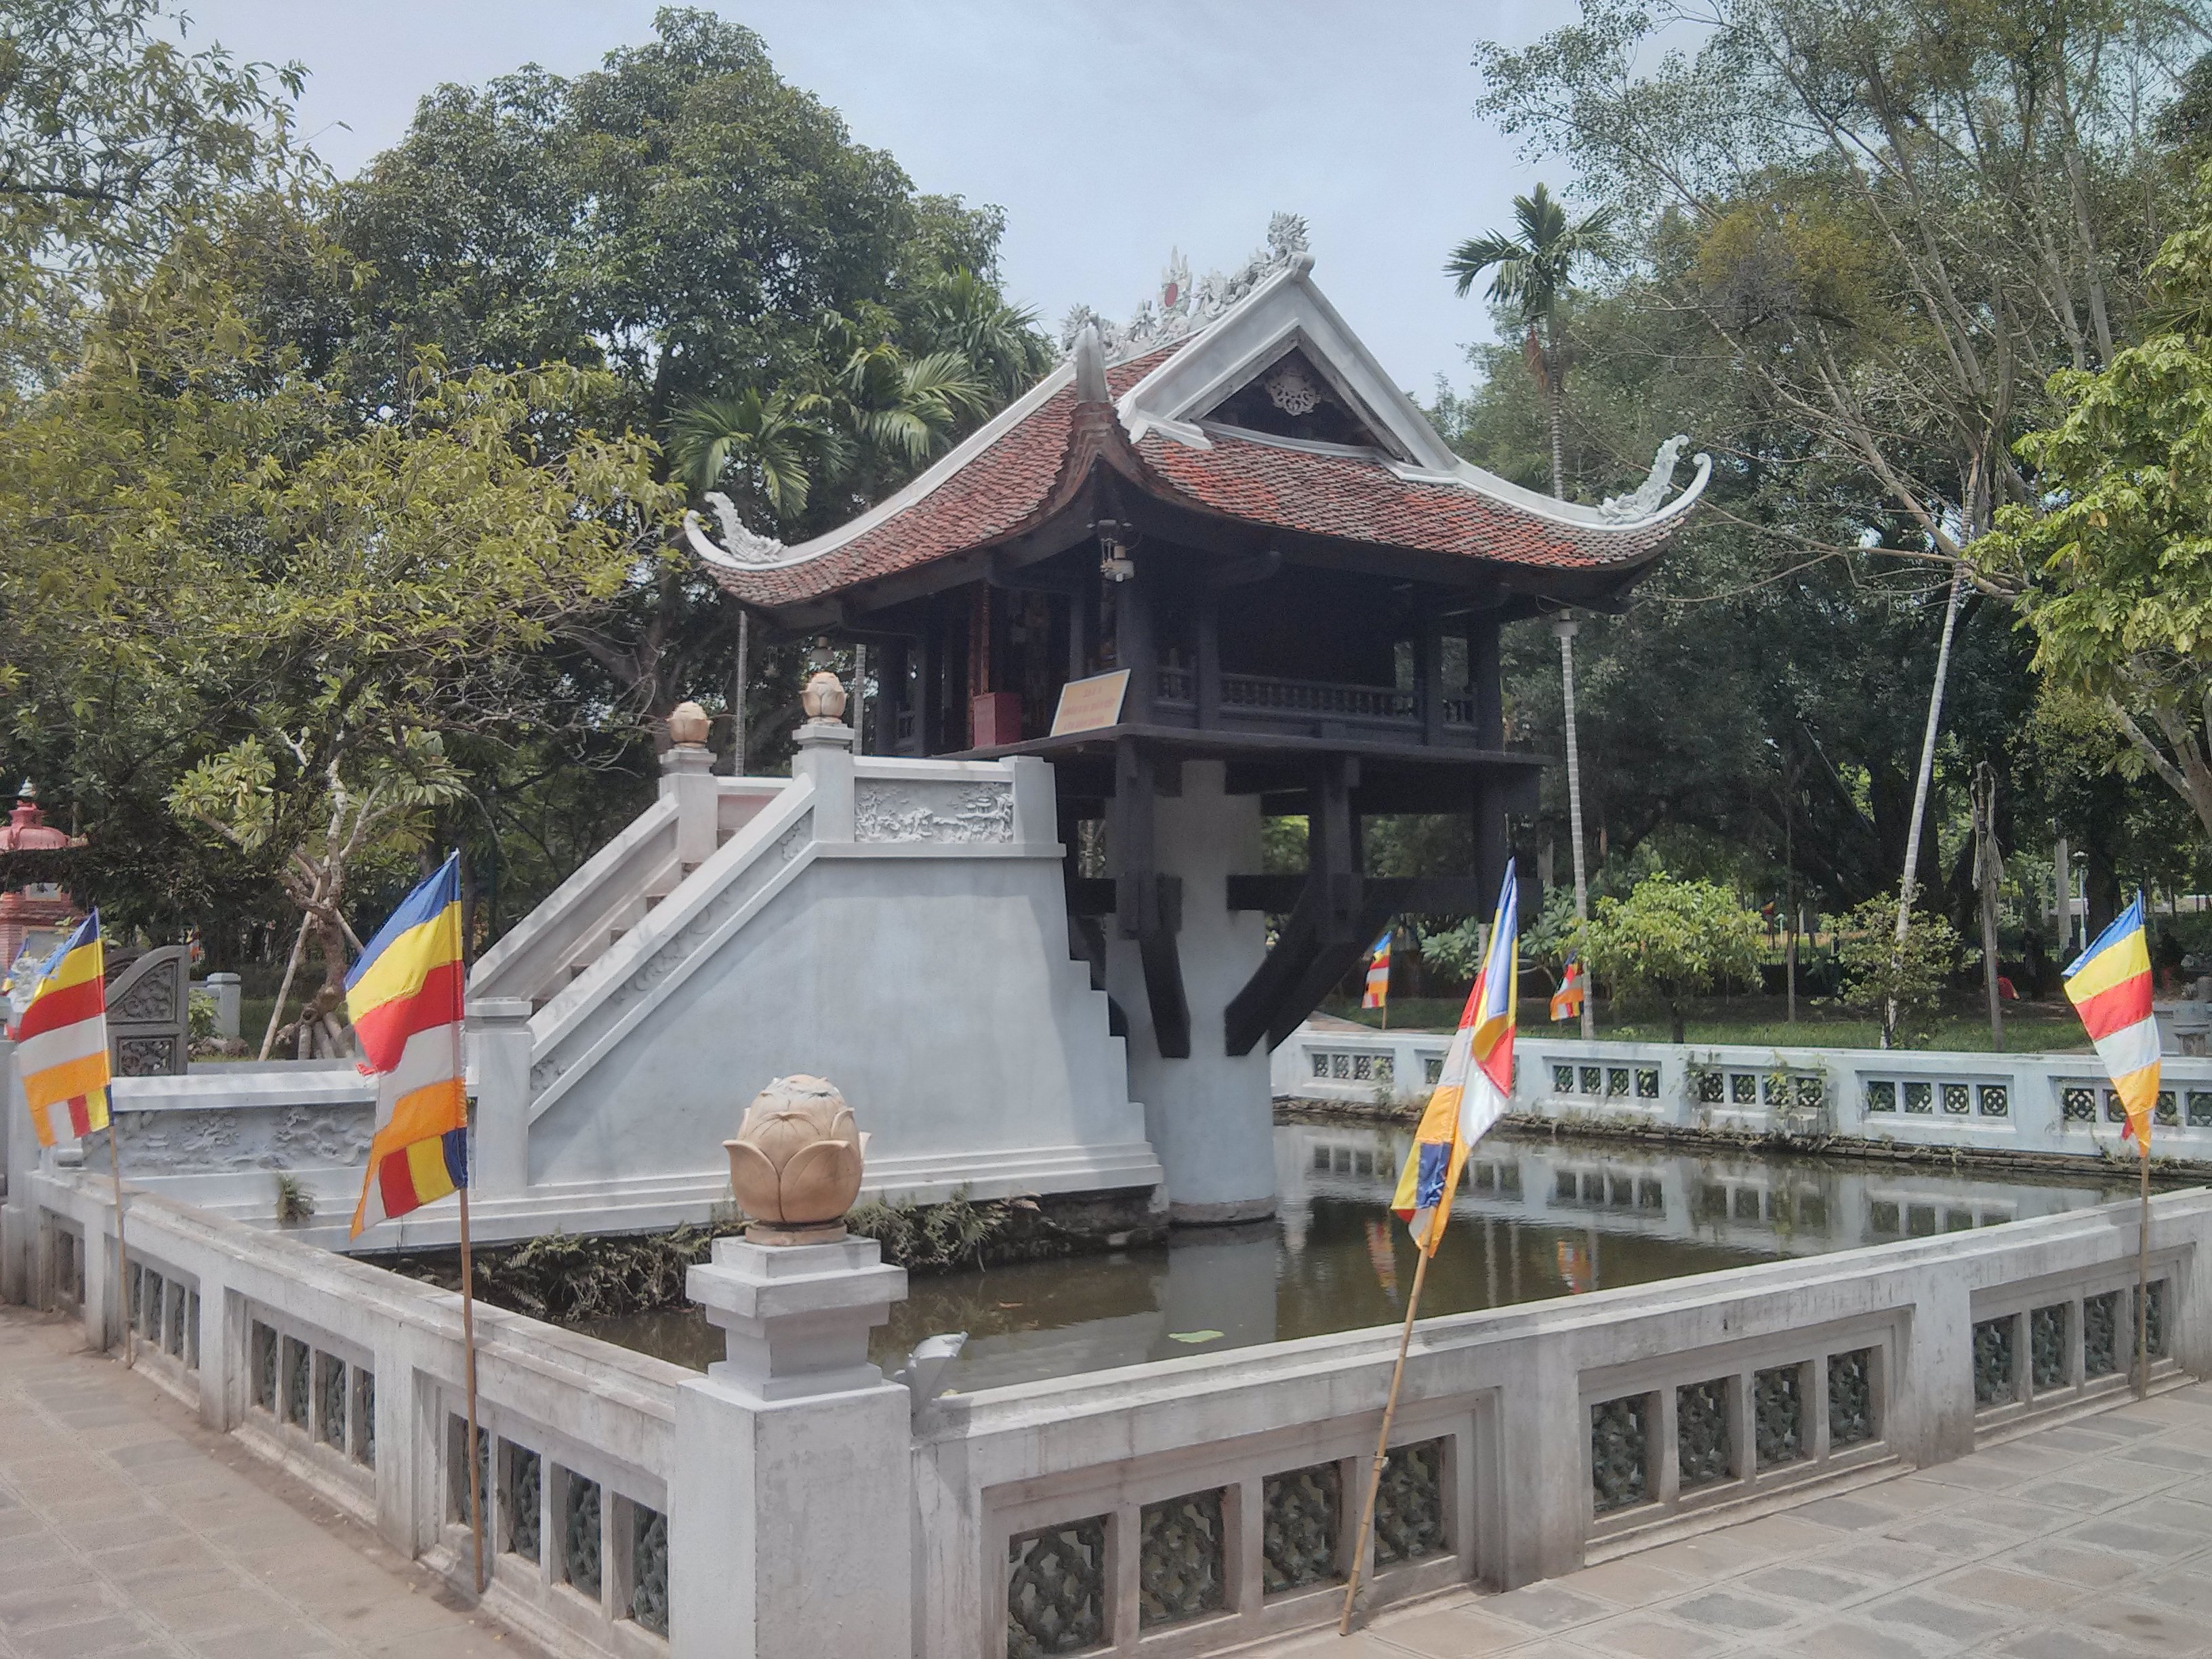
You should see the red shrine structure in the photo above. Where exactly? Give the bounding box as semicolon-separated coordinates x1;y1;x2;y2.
691;220;1705;1220
0;781;87;979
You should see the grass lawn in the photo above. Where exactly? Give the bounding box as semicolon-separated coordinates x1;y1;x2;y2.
1320;993;2092;1054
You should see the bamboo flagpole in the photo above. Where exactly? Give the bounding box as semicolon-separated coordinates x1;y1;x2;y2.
2135;1141;2152;1399
459;1183;486;1591
342;853;483;1588
1339;1244;1433;1633
457;868;486;1593
2057;892;2159;1399
1341;860;1521;1635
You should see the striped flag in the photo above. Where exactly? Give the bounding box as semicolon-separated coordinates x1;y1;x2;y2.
347;855;469;1237
12;912;111;1147
1361;928;1392;1011
1390;862;1518;1254
2064;893;2159;1149
1550;960;1584;1023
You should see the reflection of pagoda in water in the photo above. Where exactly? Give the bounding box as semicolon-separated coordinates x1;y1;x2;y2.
0;780;87;981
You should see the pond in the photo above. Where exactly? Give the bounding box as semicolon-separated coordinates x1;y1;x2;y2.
581;1122;2144;1394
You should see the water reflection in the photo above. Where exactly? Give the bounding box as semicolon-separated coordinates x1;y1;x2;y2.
583;1122;2140;1392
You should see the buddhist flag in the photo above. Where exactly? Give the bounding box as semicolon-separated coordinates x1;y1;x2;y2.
14;912;112;1148
2064;893;2159;1149
1391;863;1517;1254
1550;960;1584;1023
1361;928;1392;1011
347;855;469;1237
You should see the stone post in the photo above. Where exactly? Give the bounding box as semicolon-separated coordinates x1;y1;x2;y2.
203;972;242;1041
465;997;534;1197
670;1235;912;1658
790;672;855;843
0;1036;29;1304
669;1073;912;1658
661;701;719;871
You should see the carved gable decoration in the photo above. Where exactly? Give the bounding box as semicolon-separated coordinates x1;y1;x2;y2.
1202;346;1389;451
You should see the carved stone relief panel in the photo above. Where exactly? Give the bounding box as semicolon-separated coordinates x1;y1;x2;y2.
852;781;1013;844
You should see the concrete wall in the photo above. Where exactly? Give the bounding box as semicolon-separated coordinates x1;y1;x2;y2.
1105;760;1273;1223
48;725;1164;1248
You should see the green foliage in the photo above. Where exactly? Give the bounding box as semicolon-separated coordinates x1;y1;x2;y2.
0;0;300;376
1830;895;1963;1049
1977;173;2212;841
848;1191;1017;1273
272;1173;314;1225
1584;872;1765;1040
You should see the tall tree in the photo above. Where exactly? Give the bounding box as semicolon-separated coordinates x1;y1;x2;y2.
1979;173;2212;844
1449;181;1618;1032
1447;181;1617;499
0;0;300;380
1475;0;2199;956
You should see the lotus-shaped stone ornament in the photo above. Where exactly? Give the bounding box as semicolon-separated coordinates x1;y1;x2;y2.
724;1074;865;1242
800;670;848;723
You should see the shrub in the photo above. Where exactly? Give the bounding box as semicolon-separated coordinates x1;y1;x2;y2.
1584;871;1764;1042
1830;895;1961;1048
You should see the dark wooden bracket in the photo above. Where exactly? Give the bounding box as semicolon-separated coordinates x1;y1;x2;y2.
1224;754;1376;1056
1112;738;1190;1058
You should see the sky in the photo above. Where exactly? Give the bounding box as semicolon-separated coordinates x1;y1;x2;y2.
180;1;1582;392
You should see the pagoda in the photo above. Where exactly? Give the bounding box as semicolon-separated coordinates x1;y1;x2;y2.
0;780;88;983
691;220;1706;1221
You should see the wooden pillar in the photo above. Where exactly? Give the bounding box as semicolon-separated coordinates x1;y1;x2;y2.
1113;737;1189;1058
881;638;912;756
1116;565;1156;723
1418;611;1445;745
1195;586;1221;727
1471;613;1503;746
914;611;937;756
1066;587;1090;684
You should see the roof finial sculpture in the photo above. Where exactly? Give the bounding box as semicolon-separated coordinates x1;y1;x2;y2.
1071;322;1109;404
1598;436;1704;523
1061;212;1313;362
684;491;790;569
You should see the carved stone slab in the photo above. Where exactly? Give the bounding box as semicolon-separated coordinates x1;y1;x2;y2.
852;781;1013;844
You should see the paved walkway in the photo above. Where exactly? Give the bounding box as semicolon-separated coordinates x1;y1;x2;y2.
1286;1382;2212;1659
0;1307;529;1659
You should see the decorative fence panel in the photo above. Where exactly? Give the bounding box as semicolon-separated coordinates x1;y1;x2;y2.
18;1170;682;1659
1276;1027;2212;1166
914;1189;2212;1657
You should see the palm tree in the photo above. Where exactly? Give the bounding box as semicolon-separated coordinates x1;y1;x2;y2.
910;269;1052;402
1446;182;1618;499
667;388;823;516
1450;183;1616;1040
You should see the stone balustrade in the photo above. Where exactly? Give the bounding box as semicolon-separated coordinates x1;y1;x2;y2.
1274;1025;2212;1164
6;1031;2210;1659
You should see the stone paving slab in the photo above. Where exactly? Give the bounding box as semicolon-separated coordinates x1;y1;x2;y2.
0;1308;533;1659
1275;1380;2212;1658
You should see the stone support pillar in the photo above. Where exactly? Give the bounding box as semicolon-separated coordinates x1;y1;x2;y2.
670;1234;912;1659
659;704;719;872
204;972;242;1040
1107;760;1274;1222
791;675;857;843
465;997;533;1197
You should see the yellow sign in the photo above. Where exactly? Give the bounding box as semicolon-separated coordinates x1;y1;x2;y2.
1050;670;1132;737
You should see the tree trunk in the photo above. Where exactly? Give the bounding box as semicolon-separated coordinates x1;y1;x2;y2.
1887;562;1967;1048
1973;761;2003;1053
1670;1002;1686;1044
1544;360;1566;501
1556;619;1593;1039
